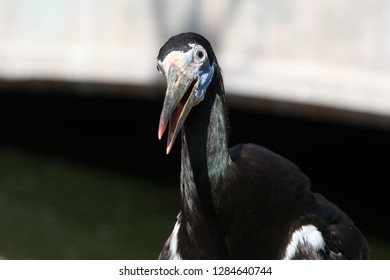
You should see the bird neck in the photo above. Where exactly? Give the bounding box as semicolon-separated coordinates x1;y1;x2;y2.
177;75;232;258
181;77;231;217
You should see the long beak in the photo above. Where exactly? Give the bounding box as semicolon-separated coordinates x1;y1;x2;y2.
158;65;198;154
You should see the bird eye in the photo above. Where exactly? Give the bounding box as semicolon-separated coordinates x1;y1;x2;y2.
197;50;204;60
194;47;206;63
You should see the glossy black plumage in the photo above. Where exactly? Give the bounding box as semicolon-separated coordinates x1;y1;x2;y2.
157;32;370;260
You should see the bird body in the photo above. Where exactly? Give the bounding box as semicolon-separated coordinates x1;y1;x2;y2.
156;32;370;260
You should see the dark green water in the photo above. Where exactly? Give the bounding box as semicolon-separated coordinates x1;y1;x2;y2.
0;146;389;259
0;146;178;259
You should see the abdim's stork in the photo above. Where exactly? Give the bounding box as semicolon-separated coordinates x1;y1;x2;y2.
156;32;370;260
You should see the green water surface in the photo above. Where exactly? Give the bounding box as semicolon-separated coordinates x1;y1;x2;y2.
0;146;388;259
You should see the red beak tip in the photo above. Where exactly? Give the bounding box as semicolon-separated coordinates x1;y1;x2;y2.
166;140;174;154
158;127;164;140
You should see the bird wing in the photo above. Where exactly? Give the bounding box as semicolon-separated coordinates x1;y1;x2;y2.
287;193;370;259
311;193;371;259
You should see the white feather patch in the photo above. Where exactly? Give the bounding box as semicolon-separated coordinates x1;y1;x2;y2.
168;221;182;260
283;224;325;259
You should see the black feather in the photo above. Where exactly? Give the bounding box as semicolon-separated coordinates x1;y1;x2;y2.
158;32;370;260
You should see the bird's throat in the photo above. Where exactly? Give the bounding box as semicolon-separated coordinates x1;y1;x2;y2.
177;91;231;259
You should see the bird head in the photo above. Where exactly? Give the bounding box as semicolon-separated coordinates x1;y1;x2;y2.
157;33;216;154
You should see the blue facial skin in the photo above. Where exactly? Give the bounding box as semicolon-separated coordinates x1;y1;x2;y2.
194;64;214;104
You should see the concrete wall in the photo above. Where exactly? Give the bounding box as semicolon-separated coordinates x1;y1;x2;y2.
1;0;389;123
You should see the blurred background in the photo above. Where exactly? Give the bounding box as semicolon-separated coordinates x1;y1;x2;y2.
0;0;389;259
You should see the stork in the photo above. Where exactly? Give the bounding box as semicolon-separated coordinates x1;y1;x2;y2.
156;32;370;260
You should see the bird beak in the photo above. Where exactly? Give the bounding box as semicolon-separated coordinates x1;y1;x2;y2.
158;64;199;154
